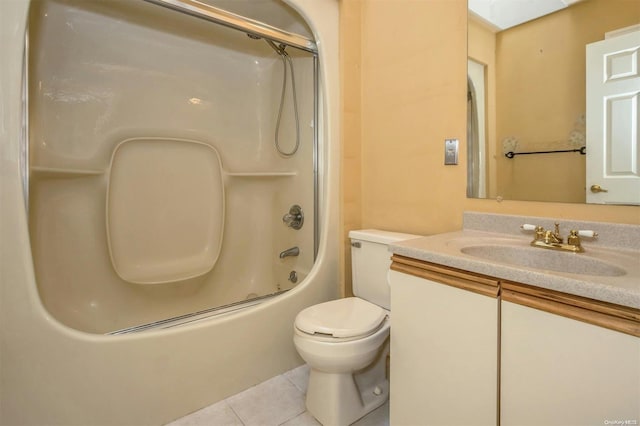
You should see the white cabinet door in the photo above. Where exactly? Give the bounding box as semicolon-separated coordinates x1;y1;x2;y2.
389;269;499;426
586;30;640;205
501;301;640;425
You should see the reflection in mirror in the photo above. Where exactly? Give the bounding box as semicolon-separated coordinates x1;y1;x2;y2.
467;0;640;205
467;59;486;198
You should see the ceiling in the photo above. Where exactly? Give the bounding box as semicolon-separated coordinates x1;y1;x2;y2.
468;0;583;31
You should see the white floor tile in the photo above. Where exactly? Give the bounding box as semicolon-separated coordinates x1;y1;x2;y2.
351;400;390;426
169;366;389;426
283;364;310;394
166;399;243;426
279;411;321;426
226;375;306;426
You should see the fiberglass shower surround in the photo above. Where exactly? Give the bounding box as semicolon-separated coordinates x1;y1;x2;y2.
26;0;318;334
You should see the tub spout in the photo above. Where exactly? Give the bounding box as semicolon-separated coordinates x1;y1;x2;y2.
279;247;300;259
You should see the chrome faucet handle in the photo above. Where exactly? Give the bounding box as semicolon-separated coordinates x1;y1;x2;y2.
282;205;304;230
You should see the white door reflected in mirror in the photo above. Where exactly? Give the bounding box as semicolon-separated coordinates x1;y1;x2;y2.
586;29;640;205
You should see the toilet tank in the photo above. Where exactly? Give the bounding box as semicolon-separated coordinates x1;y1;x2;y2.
349;229;421;310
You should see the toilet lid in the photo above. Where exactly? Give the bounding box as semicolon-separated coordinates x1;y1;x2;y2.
295;297;387;338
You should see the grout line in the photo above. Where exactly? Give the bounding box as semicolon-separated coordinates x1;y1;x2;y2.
276;411;297;424
279;370;308;426
225;398;246;426
283;374;302;394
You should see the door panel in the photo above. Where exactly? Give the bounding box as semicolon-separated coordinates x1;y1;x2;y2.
586;30;640;204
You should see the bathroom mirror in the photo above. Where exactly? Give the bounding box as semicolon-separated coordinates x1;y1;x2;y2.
467;0;640;204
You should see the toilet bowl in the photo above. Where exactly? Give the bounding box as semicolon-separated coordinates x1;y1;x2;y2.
293;229;420;426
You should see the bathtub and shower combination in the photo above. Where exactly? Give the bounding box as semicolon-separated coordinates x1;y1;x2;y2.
0;0;339;424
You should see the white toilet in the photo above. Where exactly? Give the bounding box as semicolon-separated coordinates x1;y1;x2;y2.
293;229;420;426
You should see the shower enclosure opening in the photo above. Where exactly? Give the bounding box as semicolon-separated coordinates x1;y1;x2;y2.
25;0;319;335
467;58;487;199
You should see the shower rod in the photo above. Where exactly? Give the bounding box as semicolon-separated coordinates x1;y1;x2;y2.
142;0;318;54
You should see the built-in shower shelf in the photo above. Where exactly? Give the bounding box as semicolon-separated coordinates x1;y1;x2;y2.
30;166;105;178
226;171;297;178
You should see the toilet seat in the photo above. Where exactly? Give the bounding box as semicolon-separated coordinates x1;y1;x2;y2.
295;297;387;339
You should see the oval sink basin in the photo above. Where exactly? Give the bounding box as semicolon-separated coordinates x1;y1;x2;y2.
460;245;626;277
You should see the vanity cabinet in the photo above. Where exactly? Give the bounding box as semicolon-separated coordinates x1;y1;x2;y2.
501;282;640;426
389;256;640;426
389;255;500;426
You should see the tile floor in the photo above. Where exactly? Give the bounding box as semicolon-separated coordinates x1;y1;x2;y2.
166;364;389;426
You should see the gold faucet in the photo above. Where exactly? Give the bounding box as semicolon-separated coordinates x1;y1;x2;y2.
524;222;597;253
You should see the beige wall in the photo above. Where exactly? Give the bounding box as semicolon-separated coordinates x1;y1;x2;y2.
340;0;639;295
340;0;362;296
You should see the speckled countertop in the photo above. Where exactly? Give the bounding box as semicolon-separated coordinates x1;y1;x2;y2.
389;212;640;309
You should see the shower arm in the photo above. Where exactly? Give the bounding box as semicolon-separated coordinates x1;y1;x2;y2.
142;0;318;54
265;39;287;57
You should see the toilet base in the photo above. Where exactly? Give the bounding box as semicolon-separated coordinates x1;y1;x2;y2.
305;343;389;426
306;370;388;426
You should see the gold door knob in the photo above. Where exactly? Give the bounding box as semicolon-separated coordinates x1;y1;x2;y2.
590;184;608;193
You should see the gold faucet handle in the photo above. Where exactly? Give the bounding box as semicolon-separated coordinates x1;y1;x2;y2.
565;230;587;252
567;230;581;246
520;224;537;231
577;230;598;238
567;229;598;248
520;224;546;241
